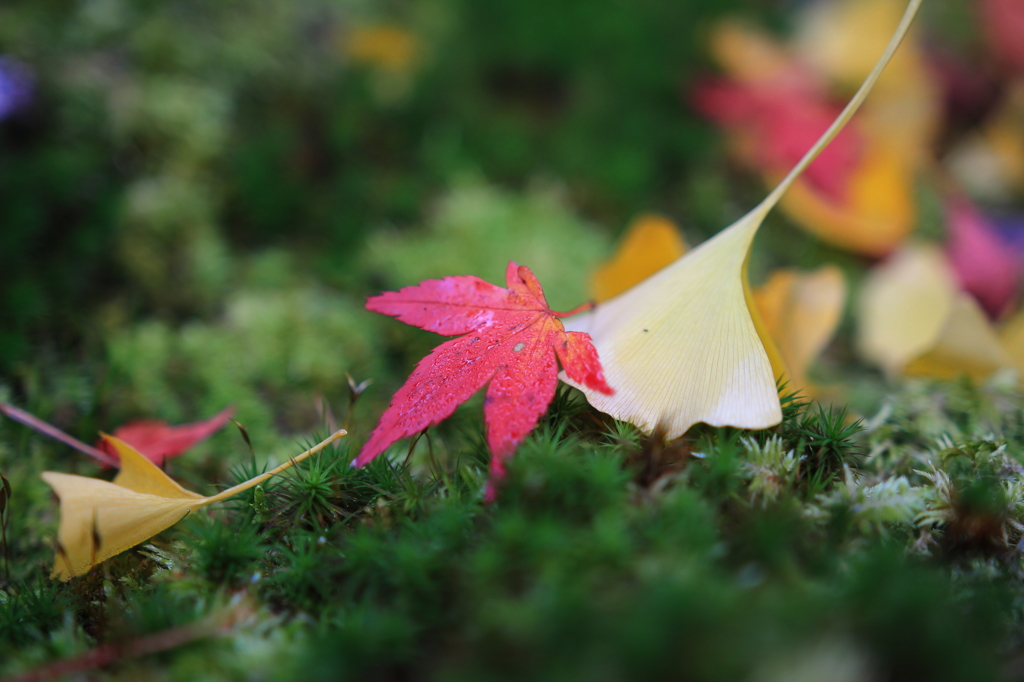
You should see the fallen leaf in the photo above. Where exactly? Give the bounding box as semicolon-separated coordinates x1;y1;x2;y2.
696;0;936;256
904;296;1013;380
753;266;847;395
95;406;235;467
588;219;845;397
561;0;921;437
693;75;861;204
591;214;688;303
356;262;613;496
945;199;1021;318
947;83;1024;201
42;430;346;580
345;25;420;73
857;244;1010;381
980;0;1024;73
774;142;916;256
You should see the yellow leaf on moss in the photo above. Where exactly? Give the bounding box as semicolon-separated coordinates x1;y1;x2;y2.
753;265;846;394
591;214;688;303
566;207;783;436
107;435;205;499
43;431;346;581
562;0;920;437
904;295;1012;381
857;244;1010;381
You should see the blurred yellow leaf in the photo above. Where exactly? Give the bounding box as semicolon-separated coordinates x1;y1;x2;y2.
857;244;1010;381
591;214;688;303
708;21;798;86
753;265;846;395
905;296;1012;380
345;25;420;73
954;84;1024;198
562;0;920;437
700;0;937;257
776;143;915;256
42;431;345;581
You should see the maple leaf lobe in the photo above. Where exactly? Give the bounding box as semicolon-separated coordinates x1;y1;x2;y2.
356;262;613;488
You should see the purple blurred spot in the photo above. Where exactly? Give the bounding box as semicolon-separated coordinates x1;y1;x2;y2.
0;57;33;121
989;213;1024;255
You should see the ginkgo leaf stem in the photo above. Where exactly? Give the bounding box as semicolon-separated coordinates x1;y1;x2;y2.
205;430;346;504
758;0;922;212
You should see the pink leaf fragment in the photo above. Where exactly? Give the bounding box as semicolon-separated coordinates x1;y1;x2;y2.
946;199;1021;318
96;406;235;466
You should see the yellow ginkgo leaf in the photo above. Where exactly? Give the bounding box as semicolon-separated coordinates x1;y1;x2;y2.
43;430;346;581
106;435;205;499
753;265;846;395
857;245;954;376
561;0;920;438
708;21;798;87
857;244;1010;381
591;214;688;303
904;295;1012;381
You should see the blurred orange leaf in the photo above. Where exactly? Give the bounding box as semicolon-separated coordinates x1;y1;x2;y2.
590;214;687;303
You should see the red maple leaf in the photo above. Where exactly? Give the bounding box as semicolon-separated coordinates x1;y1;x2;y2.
95;406;235;466
355;262;614;499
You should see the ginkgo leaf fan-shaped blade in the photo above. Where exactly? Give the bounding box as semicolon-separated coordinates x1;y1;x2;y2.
565;209;779;437
562;0;920;437
105;435;205;499
42;472;201;581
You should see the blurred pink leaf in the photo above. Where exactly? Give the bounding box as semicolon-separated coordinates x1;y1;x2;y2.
693;78;862;202
95;407;235;467
981;0;1024;73
946;199;1021;318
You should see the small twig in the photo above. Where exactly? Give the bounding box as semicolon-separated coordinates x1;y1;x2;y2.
403;429;427;469
343;374;372;437
314;395;341;449
231;419;256;466
1;601;249;682
0;402;119;467
552;300;595;318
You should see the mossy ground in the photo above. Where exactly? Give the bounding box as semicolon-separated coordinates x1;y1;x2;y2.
0;0;1019;678
3;378;1024;681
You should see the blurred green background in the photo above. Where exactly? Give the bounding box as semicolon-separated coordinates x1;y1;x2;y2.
0;0;779;448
